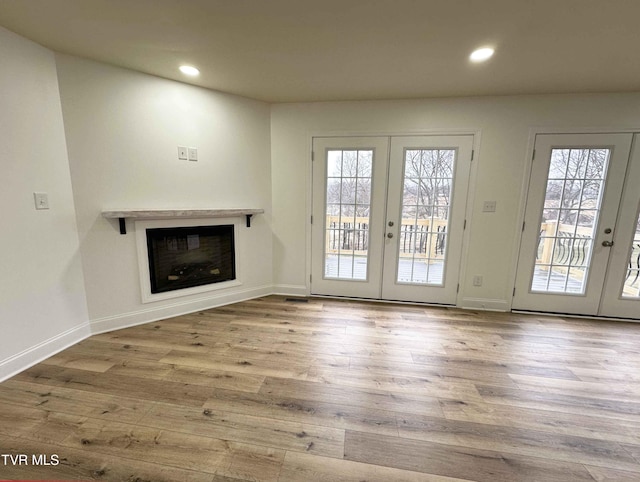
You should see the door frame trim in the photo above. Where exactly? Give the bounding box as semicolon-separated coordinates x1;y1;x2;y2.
307;129;481;307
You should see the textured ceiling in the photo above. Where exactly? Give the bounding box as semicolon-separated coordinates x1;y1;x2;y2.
1;0;639;103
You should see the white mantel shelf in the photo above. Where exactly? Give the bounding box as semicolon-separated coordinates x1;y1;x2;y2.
102;208;264;234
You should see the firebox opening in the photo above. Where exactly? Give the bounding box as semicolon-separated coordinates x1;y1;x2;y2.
146;224;235;294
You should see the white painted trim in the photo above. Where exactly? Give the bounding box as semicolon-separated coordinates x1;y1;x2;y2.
461;297;510;312
0;322;91;382
305;130;313;306
310;128;482;139
512;310;640;323
455;130;482;306
272;284;309;297
527;126;640;135
90;284;273;335
507;128;538;311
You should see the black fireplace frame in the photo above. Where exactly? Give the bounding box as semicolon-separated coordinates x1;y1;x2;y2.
146;224;236;294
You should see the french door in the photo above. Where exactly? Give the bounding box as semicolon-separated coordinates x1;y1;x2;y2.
513;133;640;319
311;135;473;304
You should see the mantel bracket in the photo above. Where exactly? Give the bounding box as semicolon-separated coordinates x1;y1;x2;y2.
119;218;127;235
246;214;253;228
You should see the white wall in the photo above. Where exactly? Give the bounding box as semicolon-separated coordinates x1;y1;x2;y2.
271;94;640;309
55;55;273;331
0;28;90;380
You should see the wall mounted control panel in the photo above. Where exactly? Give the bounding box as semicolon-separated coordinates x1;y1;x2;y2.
34;192;49;210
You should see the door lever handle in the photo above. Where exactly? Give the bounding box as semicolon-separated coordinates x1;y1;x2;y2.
602;240;614;247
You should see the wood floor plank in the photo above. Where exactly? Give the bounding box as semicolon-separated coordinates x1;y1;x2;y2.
62;337;174;361
162;364;266;393
440;398;640;445
138;401;345;458
344;430;596;482
621;442;640;464
159;349;310;379
220;344;350;369
0;379;152;424
259;376;445;417
203;387;400;436
396;411;639;472
0;402;60;439
585;464;640;482
348;356;519;387
278;451;472;481
14;364;218;407
92;329;225;353
217;330;420;362
411;352;581;381
509;372;640;402
60;417;285;481
476;384;640;422
571;365;640;384
41;352;117;372
441;345;605;370
306;366;484;402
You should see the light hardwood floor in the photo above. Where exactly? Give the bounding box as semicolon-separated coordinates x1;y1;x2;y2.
1;295;640;481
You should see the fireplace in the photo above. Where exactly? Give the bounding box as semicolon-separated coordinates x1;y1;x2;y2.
146;224;235;294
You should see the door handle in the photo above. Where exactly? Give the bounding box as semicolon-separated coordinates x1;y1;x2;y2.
387;232;394;238
602;240;614;247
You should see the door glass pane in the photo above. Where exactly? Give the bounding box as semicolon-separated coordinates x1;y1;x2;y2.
622;210;640;298
324;149;372;280
532;148;609;294
397;149;455;285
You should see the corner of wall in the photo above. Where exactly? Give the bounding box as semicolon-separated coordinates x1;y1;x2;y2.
0;323;91;383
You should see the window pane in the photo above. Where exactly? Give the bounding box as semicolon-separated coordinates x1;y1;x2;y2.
622;210;640;298
398;148;456;286
324;149;373;281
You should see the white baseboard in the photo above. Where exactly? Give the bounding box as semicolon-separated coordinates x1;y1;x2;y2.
461;297;510;312
0;322;91;383
90;284;274;335
271;284;309;297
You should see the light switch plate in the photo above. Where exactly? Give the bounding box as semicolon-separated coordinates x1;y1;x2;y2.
34;192;49;210
188;147;198;161
177;146;188;160
482;201;497;212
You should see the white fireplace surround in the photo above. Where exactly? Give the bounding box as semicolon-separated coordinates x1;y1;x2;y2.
135;217;244;303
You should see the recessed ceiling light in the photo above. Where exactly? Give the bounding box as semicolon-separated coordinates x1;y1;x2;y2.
179;65;200;76
469;47;495;63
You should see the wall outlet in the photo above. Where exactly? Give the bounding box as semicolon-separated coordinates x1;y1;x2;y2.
473;275;483;287
34;192;49;210
177;146;188;160
188;147;198;161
